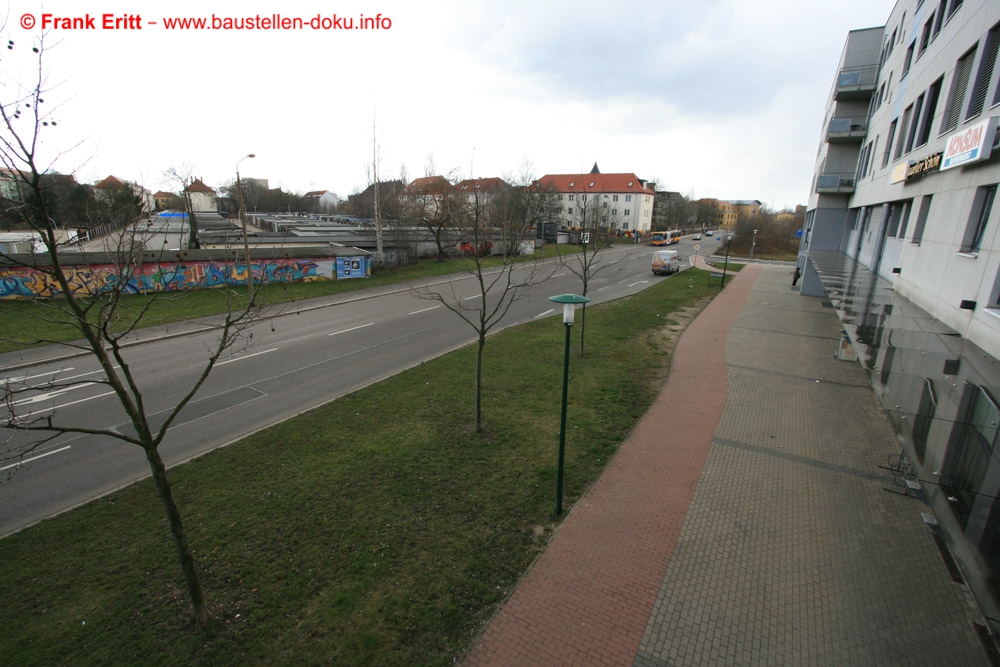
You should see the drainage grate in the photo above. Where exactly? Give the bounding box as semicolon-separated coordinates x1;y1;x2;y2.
931;532;965;584
973;622;1000;666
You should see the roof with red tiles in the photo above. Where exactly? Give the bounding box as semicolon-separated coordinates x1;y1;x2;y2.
94;175;126;189
404;176;455;195
455;177;507;194
186;179;215;193
534;173;655;195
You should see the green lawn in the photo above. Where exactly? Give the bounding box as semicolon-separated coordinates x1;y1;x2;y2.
0;267;718;666
0;247;582;353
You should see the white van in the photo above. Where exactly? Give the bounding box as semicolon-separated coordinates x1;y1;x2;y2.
651;250;680;275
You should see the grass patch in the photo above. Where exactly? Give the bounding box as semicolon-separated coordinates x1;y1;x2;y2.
0;269;718;665
0;247;581;353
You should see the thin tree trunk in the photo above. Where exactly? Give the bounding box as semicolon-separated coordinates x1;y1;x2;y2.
475;334;485;433
144;443;209;626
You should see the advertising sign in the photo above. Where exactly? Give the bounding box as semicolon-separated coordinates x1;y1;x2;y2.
941;116;998;171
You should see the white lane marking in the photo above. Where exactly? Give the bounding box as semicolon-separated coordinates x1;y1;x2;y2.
2;367;75;384
628;281;649;287
597;286;610;291
553;272;566;278
328;323;375;336
216;348;279;366
408;305;441;315
12;383;96;407
463;295;480;301
533;309;555;319
0;445;72;471
15;391;118;419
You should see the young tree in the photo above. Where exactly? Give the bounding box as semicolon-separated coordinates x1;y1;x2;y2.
555;184;625;356
414;172;554;433
0;34;261;626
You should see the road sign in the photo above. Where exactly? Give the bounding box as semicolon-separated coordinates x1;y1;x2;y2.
582;232;590;244
693;244;700;251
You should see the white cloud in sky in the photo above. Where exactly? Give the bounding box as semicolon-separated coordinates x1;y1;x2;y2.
6;0;894;209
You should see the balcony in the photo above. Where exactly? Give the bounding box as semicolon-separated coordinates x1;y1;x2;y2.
815;173;856;194
834;66;878;101
827;116;868;143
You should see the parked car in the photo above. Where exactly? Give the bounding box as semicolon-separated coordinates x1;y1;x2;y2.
692;234;702;240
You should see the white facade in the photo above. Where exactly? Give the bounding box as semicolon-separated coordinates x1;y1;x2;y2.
804;0;1000;360
802;0;1000;638
535;173;655;233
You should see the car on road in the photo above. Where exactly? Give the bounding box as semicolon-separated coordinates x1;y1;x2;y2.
692;234;702;240
651;249;681;275
705;230;714;236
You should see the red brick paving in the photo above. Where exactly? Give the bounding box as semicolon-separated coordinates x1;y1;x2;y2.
462;263;762;666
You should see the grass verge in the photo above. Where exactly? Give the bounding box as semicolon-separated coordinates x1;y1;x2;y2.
0;246;582;354
1;269;718;665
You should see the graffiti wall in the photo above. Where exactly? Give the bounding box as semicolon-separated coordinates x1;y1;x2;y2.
0;256;369;300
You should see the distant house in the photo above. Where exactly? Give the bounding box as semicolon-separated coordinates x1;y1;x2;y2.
93;175;155;213
346;180;404;219
153;191;177;211
304;190;340;212
185;178;218;212
454;177;507;208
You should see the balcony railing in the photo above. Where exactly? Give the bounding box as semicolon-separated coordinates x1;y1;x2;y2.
815;173;856;194
827;116;868;142
834;66;878;100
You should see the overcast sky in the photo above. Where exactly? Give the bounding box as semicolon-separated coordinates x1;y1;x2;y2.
6;0;895;210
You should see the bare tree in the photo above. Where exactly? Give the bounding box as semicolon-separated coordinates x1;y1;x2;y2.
0;34;261;626
555;185;625;356
402;174;464;261
415;172;553;433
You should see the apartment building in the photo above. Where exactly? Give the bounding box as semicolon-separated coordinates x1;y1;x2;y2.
801;0;1000;636
534;169;655;233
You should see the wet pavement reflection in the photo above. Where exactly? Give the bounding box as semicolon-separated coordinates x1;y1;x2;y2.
809;250;1000;631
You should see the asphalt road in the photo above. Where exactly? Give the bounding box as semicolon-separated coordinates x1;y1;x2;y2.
0;240;710;536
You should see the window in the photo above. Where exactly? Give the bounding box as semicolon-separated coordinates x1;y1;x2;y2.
624;209;631;216
911;194;933;244
898;201;912;238
905;95;925;153
558;194;564;201
625;195;632;202
568;194;574;201
567;207;573;215
883;119;898;166
961;184;997;253
968;25;1000;120
942;46;977;132
947;0;963;21
915;77;943;147
894;105;913;159
885;201;912;238
919;18;932;57
612;194;619;202
903;41;916;77
932;0;946;39
941;383;998;530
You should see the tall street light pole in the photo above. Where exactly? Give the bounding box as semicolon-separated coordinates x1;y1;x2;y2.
749;228;758;262
236;153;256;297
548;293;590;515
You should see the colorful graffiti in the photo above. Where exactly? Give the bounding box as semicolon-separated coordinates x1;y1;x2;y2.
0;256;367;300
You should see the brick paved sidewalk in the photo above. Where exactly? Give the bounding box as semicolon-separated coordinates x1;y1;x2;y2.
463;264;990;666
462;265;762;666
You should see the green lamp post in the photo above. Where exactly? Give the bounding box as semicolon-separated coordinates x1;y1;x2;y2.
549;293;590;515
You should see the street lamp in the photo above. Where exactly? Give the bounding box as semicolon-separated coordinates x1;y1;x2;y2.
236;153;256;296
548;293;590;515
721;234;734;288
749;228;758;262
